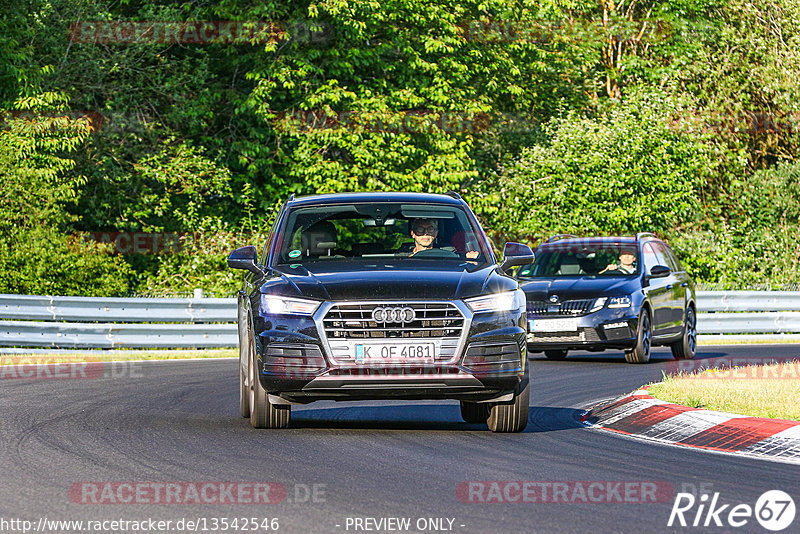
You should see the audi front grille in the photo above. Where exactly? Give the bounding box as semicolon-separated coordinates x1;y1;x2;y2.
322;302;466;363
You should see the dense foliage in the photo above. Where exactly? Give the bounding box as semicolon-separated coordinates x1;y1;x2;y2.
1;0;798;295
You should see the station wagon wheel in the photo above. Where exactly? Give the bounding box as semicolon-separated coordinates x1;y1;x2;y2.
544;350;568;360
625;308;652;364
670;305;697;360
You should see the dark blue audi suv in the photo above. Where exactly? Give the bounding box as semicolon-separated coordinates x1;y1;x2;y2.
228;192;534;431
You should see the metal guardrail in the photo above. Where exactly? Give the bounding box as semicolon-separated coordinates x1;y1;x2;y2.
695;291;800;335
696;291;800;312
1;291;800;349
0;294;235;323
0;294;238;349
0;320;237;349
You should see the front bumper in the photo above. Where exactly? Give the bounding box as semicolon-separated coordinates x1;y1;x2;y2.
526;308;639;351
252;300;528;402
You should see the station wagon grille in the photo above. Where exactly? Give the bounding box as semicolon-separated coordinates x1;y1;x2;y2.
528;328;601;343
527;299;595;316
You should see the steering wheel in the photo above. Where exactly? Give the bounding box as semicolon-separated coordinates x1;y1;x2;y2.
411;248;459;259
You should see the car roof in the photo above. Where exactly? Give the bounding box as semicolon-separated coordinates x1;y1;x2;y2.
287;192;464;207
536;236;640;249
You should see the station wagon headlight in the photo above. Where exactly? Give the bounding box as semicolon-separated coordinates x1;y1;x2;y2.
465;290;523;313
589;297;607;313
608;295;632;309
261;295;320;315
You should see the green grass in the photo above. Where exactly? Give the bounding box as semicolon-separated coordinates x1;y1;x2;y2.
647;362;800;421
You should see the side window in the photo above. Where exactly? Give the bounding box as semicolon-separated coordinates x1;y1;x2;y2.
642;243;660;273
651;242;670;269
663;245;684;272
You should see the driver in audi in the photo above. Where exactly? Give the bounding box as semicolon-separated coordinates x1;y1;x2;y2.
409;218;478;259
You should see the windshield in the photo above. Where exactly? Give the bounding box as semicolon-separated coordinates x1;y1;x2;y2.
272;202;490;265
518;242;640;277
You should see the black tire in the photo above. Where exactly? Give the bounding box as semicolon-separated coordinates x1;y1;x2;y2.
248;330;291;429
239;361;250;418
671;305;697;360
238;308;250;418
487;377;530;433
460;401;490;424
625;308;652;364
544;350;568;360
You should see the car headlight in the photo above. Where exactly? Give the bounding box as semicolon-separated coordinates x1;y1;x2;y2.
589;297;607;313
260;295;320;315
465;290;523;313
608;295;632;309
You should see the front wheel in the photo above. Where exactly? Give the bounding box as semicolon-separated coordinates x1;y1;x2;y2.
248;333;291;429
625;308;652;364
671;306;697;360
239;361;250;418
460;401;490;424
487;378;530;433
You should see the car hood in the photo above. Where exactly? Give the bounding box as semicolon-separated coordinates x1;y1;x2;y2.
262;261;516;301
519;277;639;301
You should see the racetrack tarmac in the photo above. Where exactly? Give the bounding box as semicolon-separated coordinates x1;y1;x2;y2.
1;345;799;533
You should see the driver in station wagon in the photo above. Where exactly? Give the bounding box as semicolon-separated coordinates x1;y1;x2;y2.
409;218;479;259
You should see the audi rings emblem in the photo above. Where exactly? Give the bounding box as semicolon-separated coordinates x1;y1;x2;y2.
372;306;416;323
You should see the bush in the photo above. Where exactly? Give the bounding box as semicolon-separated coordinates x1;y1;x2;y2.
0;229;133;296
497;88;719;240
669;224;800;288
131;228;268;297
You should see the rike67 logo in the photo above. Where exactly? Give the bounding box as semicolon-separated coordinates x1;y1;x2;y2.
668;490;796;531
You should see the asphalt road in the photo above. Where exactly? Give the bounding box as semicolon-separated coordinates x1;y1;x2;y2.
2;346;799;534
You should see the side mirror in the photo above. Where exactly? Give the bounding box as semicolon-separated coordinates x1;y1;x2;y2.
227;245;264;276
648;265;671;278
500;242;535;271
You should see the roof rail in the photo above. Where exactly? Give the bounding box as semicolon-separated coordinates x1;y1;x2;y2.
636;232;657;240
287;193;295;202
444;191;462;199
546;234;578;243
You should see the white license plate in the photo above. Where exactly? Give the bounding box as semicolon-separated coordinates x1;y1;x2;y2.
531;318;579;332
354;342;437;361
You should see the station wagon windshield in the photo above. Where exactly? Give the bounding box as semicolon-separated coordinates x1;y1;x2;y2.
518;243;640;277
